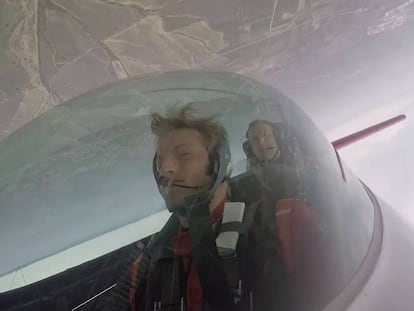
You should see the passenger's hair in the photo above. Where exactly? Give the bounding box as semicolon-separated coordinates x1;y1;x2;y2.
150;103;227;154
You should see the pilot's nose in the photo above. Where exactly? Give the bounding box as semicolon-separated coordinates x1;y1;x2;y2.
158;155;177;179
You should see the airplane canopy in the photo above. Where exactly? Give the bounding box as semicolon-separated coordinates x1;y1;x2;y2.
0;71;375;308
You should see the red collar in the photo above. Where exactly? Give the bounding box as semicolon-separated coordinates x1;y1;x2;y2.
210;196;227;224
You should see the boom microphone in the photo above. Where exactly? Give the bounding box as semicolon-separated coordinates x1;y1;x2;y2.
158;176;211;191
171;183;205;189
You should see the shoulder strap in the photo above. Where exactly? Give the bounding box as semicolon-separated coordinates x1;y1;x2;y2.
188;201;237;311
217;201;261;309
216;202;245;257
148;213;180;248
137;203;261;311
243;201;260;228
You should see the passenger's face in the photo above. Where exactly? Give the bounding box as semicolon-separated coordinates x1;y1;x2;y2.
247;122;279;161
156;128;211;206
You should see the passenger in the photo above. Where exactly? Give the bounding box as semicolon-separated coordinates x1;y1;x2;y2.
243;119;282;168
241;119;339;310
129;105;292;311
242;119;305;200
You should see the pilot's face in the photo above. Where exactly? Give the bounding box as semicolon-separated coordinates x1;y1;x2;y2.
247;122;279;162
156;128;211;206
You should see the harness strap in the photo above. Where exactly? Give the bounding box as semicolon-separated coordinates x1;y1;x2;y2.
135;201;261;311
149;214;180;248
159;258;183;310
219;222;246;234
242;201;260;229
188;200;237;311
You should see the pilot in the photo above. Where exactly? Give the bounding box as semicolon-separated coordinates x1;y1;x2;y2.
128;105;292;311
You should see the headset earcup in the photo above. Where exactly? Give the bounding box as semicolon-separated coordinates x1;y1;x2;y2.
213;141;232;184
242;140;252;158
208;154;215;175
152;154;160;183
225;159;232;178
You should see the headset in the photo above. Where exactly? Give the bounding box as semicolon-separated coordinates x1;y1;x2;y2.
152;138;232;212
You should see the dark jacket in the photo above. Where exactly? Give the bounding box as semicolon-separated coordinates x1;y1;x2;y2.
129;174;334;311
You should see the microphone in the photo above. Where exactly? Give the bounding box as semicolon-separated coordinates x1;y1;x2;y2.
171;183;204;189
157;177;213;216
158;176;211;191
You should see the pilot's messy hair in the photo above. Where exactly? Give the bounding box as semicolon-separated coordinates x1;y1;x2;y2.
150;103;227;154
